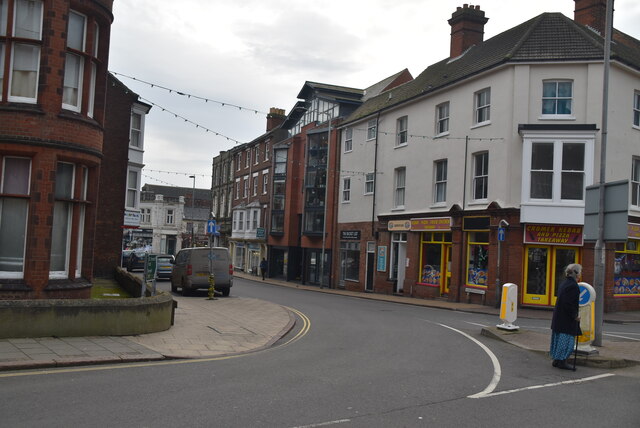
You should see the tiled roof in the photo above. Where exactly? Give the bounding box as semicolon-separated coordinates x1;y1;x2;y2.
344;12;640;124
142;184;212;201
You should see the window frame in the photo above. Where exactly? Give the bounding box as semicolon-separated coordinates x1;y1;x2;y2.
633;91;640;129
344;127;353;153
394;167;406;209
473;88;491;126
436;102;450;136
342;177;351;203
366;119;377;141
364;172;374;195
262;171;269;194
396;116;408;147
434;159;447;204
472;152;489;201
125;168;139;209
631;157;640;207
166;209;174;225
541;80;574;118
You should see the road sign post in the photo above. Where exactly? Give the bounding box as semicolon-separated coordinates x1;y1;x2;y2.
577;282;598;354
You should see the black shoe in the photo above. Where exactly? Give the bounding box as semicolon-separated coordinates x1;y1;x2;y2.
557;360;575;370
552;360;559;367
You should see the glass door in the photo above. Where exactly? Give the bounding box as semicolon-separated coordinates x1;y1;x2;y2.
551;247;579;306
523;246;550;305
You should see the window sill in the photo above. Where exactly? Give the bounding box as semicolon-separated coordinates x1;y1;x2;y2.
391;207;405;212
430;202;447;208
538;115;576;121
471;121;491;130
58;109;101;129
468;200;488;206
0;102;44;115
394;143;408;149
633;125;640;131
434;132;450;139
341;201;350;204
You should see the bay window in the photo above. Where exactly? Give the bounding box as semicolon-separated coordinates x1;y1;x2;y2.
50;162;74;277
62;10;86;111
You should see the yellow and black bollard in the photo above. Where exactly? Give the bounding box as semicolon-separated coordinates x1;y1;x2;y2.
207;273;216;300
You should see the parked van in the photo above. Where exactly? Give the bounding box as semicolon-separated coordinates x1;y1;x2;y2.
170;247;233;296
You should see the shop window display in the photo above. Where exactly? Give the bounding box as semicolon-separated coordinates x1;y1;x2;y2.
614;240;640;296
467;231;489;287
419;232;451;285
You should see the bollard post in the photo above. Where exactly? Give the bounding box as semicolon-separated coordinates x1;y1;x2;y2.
207;273;216;300
497;283;519;330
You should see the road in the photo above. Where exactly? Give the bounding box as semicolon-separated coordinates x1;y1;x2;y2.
1;277;639;427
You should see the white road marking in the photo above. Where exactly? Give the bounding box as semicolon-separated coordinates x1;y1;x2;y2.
603;333;640;341
465;321;488;327
474;373;615;399
434;323;502;399
290;419;351;428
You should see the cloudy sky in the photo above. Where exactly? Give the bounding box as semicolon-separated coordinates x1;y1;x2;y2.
108;0;640;189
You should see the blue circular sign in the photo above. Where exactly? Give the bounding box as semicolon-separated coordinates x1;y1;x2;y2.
578;283;596;306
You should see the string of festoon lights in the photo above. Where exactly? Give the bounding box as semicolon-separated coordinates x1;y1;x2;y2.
110;71;269;116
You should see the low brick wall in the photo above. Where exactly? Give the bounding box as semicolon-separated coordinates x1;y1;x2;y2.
0;293;175;339
114;266;149;297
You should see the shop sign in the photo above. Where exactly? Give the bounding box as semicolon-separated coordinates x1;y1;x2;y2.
628;223;640;239
411;217;452;232
256;227;266;239
340;230;361;240
524;224;583;246
377;246;387;272
462;216;490;231
123;210;141;228
388;220;411;231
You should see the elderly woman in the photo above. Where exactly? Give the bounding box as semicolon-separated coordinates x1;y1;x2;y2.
550;263;582;370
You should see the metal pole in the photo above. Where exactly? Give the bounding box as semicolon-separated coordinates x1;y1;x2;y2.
189;175;196;247
320;110;332;289
593;0;614;347
495;219;509;308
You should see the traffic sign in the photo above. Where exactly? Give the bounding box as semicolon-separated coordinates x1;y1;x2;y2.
497;227;505;242
207;219;217;234
578;282;596;306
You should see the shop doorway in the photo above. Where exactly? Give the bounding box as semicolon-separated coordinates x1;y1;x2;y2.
365;241;375;292
523;245;579;306
391;232;407;293
419;232;452;295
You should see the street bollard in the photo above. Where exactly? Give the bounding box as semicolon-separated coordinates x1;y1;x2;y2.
207;273;216;300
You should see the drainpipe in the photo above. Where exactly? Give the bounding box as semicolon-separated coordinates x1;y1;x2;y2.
371;113;381;238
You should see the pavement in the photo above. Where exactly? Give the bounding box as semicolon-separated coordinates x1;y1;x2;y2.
0;272;639;372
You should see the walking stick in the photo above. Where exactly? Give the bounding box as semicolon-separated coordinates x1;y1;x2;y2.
572;324;579;371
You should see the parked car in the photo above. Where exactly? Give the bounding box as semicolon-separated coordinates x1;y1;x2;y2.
170;247;233;296
121;249;134;267
127;251;146;272
155;255;174;280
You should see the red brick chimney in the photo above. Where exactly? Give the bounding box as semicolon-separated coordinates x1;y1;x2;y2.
448;4;489;58
266;107;286;131
574;0;608;34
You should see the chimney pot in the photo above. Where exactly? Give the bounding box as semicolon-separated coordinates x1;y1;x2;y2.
574;0;609;35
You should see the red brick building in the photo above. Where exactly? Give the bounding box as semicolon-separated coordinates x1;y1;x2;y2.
0;0;113;299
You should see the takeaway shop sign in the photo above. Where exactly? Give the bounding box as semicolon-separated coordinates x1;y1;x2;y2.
524;224;583;246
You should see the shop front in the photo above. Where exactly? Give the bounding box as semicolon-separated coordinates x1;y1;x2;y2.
413;217;452;296
614;224;640;300
522;224;582;306
463;216;491;293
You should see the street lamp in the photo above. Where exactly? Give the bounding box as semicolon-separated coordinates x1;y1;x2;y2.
190;175;195;248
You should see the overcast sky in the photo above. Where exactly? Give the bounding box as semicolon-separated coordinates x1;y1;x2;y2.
108;0;640;189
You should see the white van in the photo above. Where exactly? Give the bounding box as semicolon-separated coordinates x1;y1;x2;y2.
170;247;233;296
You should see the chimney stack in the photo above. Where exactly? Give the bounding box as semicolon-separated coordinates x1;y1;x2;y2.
266;107;286;131
448;4;489;58
574;0;608;34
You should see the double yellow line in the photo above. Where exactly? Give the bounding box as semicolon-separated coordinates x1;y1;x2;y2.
282;306;311;347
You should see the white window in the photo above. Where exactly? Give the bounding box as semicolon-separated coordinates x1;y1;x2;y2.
252;174;258;196
75;166;87;278
542;81;573;116
364;172;374;195
235;178;240;199
344;128;353;153
254;146;260;164
342;177;351;202
0;156;31;277
634;91;640;128
6;0;42;103
166;209;174;224
436;102;449;135
141;208;151;223
130;112;142;147
252;209;259;230
396;116;408;146
236;153;241;171
62;11;86;111
434;159;447;203
238;211;244;230
632;158;640;207
67;10;86;51
263;172;269;194
367;119;377;140
245;150;250;168
126;169;138;208
529;142;584;201
474;88;491;125
87;62;96;118
50;162;74;278
394;167;406;209
264;142;270;161
473;152;488;200
245;210;250;230
243;175;249;198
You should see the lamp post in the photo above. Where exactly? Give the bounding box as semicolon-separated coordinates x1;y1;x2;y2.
190;175;195;248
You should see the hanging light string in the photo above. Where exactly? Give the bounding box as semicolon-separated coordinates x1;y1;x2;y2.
139;96;246;145
144;169;211;178
110;71;268;116
142;173;181;187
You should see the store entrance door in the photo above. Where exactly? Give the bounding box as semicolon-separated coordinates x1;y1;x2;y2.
523;245;579;306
